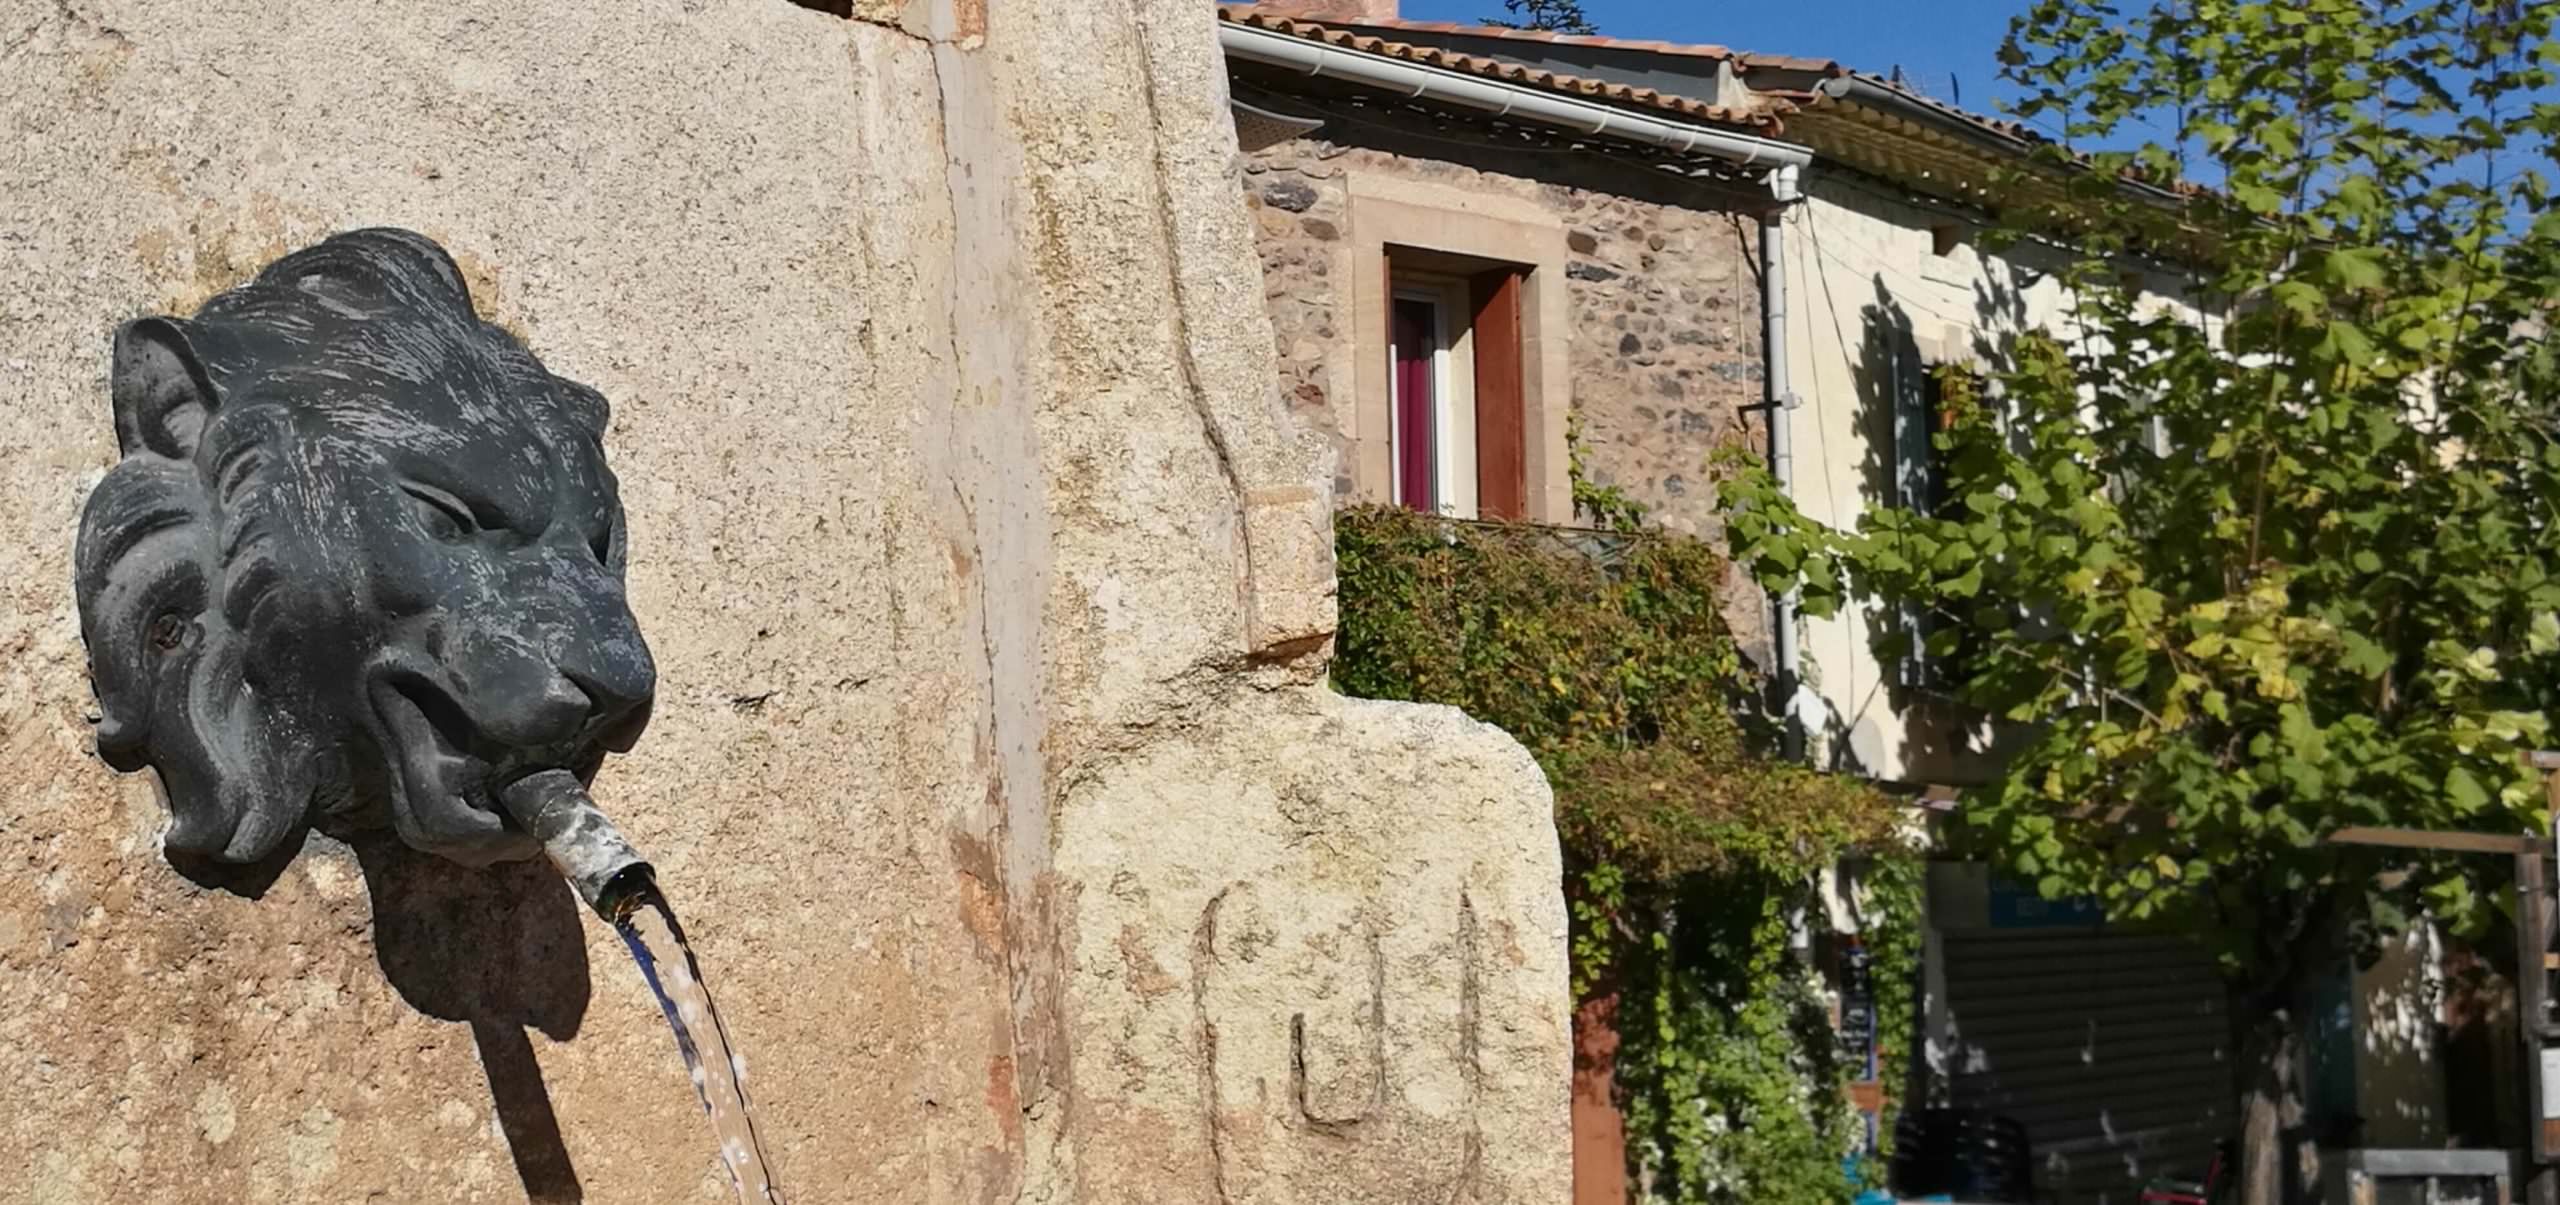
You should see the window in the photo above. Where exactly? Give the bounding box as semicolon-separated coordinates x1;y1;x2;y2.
1893;343;1988;690
1382;256;1528;520
1339;180;1561;522
1390;284;1470;515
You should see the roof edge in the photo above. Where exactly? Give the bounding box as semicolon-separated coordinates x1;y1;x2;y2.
1217;6;1845;73
1818;75;2038;155
1816;76;2196;208
1217;7;1793;134
1220;16;1815;171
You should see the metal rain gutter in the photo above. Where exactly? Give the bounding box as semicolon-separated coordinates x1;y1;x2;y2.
1221;20;1814;171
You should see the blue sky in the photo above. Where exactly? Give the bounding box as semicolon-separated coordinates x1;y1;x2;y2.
1397;0;2030;117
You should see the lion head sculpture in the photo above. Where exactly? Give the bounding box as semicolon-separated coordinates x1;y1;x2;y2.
75;228;655;869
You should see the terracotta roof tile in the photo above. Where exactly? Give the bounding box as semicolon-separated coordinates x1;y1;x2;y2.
1220;7;2214;211
1321;15;1748;62
1216;7;1785;131
1828;71;2045;146
1277;13;1849;75
1218;7;2078;155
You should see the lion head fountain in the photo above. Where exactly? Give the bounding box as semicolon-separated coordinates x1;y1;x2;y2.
74;227;656;874
72;228;781;1201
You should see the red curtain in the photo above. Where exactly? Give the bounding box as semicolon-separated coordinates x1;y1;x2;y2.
1392;298;1436;512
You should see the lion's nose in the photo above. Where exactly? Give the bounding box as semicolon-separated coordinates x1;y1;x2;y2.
562;662;652;752
516;674;601;748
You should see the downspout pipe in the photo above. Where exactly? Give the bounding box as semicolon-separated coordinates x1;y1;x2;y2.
1762;163;1808;762
1221;21;1815;171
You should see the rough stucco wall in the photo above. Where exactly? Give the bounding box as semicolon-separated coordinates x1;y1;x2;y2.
0;1;1567;1201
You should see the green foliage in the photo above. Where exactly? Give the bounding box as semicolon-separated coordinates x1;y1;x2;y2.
1609;857;1927;1202
1720;0;2560;1034
1482;0;1598;35
1334;505;1920;1201
1615;872;1861;1204
1336;506;1893;884
1570;412;1652;535
1859;852;1928;1161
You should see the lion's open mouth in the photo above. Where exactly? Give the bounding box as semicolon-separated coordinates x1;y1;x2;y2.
368;669;543;865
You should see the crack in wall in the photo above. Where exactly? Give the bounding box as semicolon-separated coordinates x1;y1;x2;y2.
1191;886;1237;1204
1449;888;1486;1203
1123;0;1258;654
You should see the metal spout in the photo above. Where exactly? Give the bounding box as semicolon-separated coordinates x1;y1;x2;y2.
501;769;654;920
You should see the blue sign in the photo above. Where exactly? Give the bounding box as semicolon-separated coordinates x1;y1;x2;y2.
1986;878;2103;928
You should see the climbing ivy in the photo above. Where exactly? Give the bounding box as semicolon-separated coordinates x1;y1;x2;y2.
1614;868;1859;1202
1859;848;1929;1163
1333;505;1923;1203
1569;410;1653;535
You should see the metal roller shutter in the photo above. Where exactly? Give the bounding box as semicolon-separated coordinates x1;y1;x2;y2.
1942;931;2233;1204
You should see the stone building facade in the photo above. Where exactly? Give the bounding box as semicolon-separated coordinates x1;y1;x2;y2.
1219;9;2341;1202
1235;92;1778;665
1244;138;1767;537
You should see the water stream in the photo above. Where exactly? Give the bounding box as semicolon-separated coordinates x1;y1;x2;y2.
498;770;783;1202
608;883;785;1204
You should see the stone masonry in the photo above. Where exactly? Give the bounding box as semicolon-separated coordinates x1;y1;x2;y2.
1242;126;1774;659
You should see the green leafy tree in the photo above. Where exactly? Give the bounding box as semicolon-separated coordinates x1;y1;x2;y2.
1719;4;2560;1201
1482;0;1598;35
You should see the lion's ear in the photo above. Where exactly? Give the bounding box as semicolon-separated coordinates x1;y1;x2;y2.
111;318;221;460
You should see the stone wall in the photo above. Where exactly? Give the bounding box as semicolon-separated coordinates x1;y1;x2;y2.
1247;161;1361;498
1244;136;1767;538
1559;190;1767;535
1242;123;1772;655
0;2;1567;1201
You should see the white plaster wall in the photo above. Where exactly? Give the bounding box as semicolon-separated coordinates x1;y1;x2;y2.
2353;926;2450;1147
1780;175;2214;783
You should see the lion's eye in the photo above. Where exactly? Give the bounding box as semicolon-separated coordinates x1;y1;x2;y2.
403;486;475;543
588;519;615;565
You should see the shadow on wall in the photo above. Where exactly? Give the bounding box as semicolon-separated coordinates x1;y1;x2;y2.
357;835;594;1204
1785;173;2177;784
163;820;306;900
1805;260;2052;784
2442;943;2526;1150
1802;274;1983;780
159;803;596;1201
